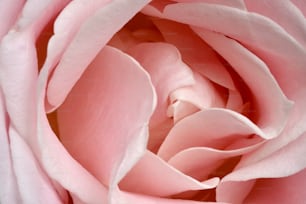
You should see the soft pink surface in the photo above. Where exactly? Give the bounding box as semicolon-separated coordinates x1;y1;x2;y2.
1;0;306;203
140;2;306;203
0;1;71;203
128;42;195;150
244;168;306;204
46;0;151;111
120;151;219;196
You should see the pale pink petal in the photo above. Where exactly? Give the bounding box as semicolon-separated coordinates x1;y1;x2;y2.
0;93;21;203
245;0;306;48
119;151;219;197
56;45;155;187
37;61;109;204
12;0;70;35
216;132;306;203
128;42;194;126
162;0;306;181
167;101;199;123
193;29;293;138
168;140;263;180
173;0;246;10
244;169;306;204
39;0;113;99
0;2;74;202
161;2;306;103
37;116;108;203
141;4;164;18
0;0;24;39
158;109;264;161
127;42;194;150
0;0;72;146
152;19;235;90
169;72;225;111
8;127;63;204
176;1;306;172
117;190;228;204
0;32;38;144
46;0;151;111
290;0;306;17
162;2;304;61
216;6;306;170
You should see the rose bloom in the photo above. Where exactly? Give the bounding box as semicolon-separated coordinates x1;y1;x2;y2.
1;0;306;204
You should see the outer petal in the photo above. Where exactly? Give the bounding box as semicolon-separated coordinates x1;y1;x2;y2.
9;127;62;204
0;92;20;204
12;0;70;36
244;168;306;204
193;29;293;138
0;0;71;148
0;0;24;39
290;0;306;17
245;0;306;48
37;57;110;204
56;46;156;199
173;0;246;10
162;2;304;60
46;0;151;111
216;132;306;203
152;19;235;90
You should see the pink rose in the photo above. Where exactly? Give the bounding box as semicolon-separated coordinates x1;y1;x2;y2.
1;0;306;203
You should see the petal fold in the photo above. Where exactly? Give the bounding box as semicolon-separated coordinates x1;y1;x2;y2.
56;46;156;190
46;0;151;111
120;151;219;197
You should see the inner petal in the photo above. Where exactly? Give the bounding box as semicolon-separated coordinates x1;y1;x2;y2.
158;108;265;161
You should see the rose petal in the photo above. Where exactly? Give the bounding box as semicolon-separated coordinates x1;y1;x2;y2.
0;93;20;203
245;0;306;48
158;108;264;161
0;0;70;145
8;127;63;204
152;19;235;90
291;0;306;17
0;0;24;39
173;0;246;10
0;1;90;202
117;190;228;204
193;29;293;138
127;42;194;150
244;169;306;204
0;31;38;144
12;0;70;34
163;0;306;182
169;72;225;111
38;57;109;204
216;132;306;203
119;151;219;197
46;0;151;111
226;90;243;112
168;140;263;180
167;101;199;123
163;2;303;59
38;0;113;99
128;42;194;125
56;45;156;188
